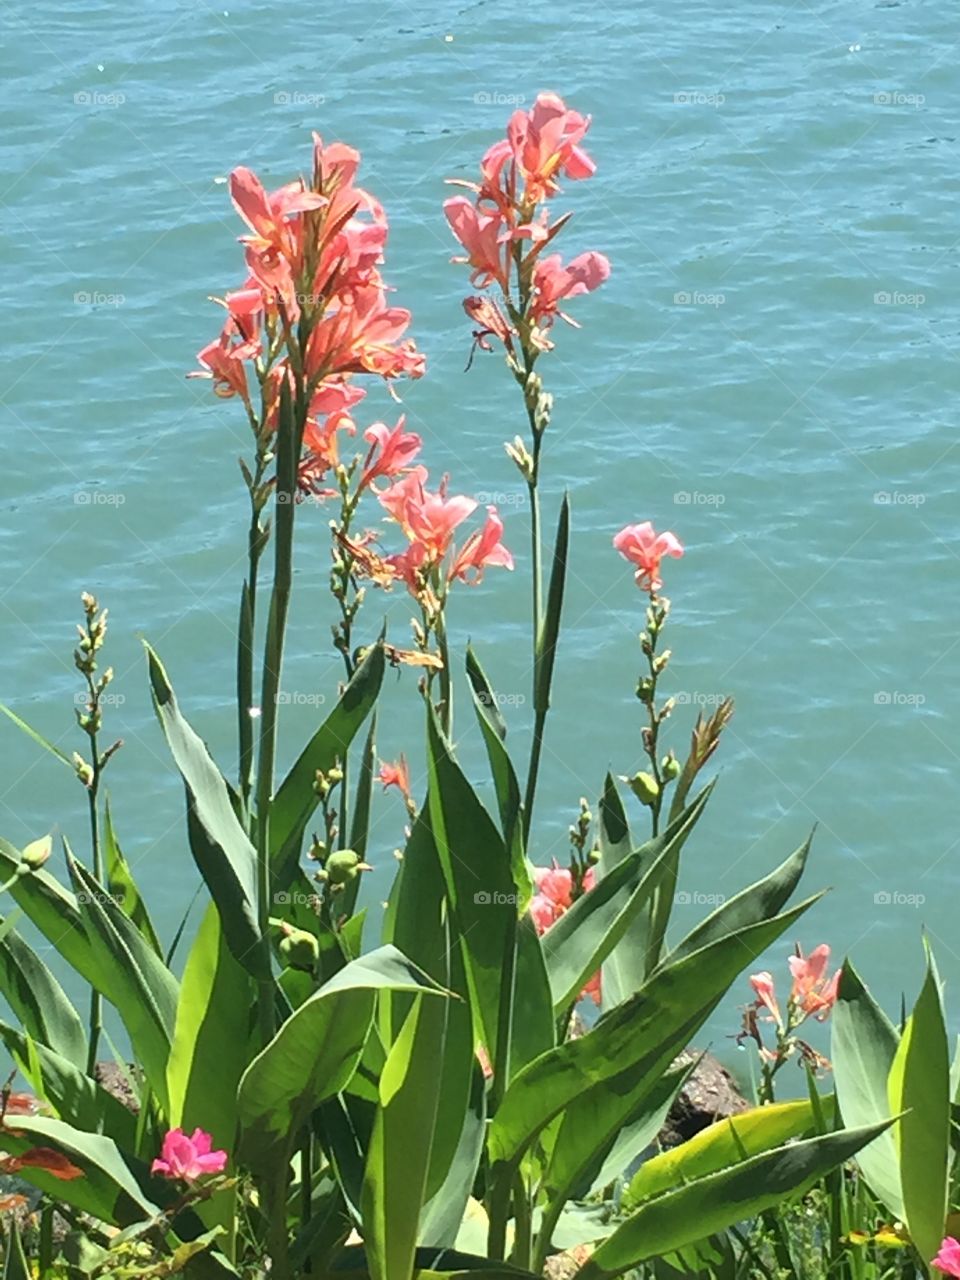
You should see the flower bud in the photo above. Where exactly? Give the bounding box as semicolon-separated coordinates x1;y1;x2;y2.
72;753;94;789
21;835;52;871
278;925;320;972
661;753;681;780
624;772;660;806
636;676;655;704
324;849;372;887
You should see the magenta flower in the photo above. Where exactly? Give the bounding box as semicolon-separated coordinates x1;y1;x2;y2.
933;1238;960;1277
151;1128;228;1183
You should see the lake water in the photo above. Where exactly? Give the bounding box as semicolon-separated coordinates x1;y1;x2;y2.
2;0;958;1070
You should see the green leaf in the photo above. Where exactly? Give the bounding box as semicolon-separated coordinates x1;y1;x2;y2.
465;646;531;909
643;782;714;977
0;1114;159;1225
534;493;570;716
343;713;378;918
623;1098;834;1208
236;946;447;1179
0;918;87;1062
145;642;269;980
0;838;95;981
67;851;178;1112
103;799;162;956
167;902;253;1161
362;994;447;1280
579;1120;895;1279
425;706;517;1069
597;775;635;1009
0;703;72;767
0;1023;136;1149
542;787;712;1012
831;959;903;1220
586;1064;692;1197
2;1219;30;1280
488;894;820;1173
420;1066;487;1249
270;642;385;884
888;949;950;1269
663;832;812;968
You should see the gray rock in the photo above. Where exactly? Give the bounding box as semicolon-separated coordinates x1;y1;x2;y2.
659;1049;749;1148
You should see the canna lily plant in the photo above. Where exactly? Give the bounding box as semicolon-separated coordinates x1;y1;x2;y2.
0;94;907;1280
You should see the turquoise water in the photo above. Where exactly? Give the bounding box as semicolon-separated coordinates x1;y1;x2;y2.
2;0;958;1065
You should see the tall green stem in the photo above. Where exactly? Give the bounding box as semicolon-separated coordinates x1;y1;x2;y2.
238;453;269;823
85;739;102;1075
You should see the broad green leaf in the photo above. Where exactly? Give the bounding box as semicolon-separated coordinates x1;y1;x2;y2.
0;918;86;1062
425;705;517;1071
2;1220;30;1280
0;1114;159;1225
488;894;820;1173
167;903;252;1165
67;852;178;1112
579;1120;895;1279
328;1245;540;1280
888;950;950;1269
533;493;569;716
0;838;95;980
145;643;269;981
538;1062;692;1255
0;1023;136;1149
587;1064;692;1197
420;1066;487;1249
511;915;555;1075
237;946;447;1179
542;787;712;1012
103;799;162;956
465;646;531;909
623;1098;834;1208
663;832;812;968
270;642;385;883
362;994;446;1280
597;774;634;1008
831;959;903;1220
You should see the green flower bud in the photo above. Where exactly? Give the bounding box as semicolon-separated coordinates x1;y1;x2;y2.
325;849;372;887
661;753;681;781
279;926;320;972
636;676;655;703
21;834;52;870
625;771;660;806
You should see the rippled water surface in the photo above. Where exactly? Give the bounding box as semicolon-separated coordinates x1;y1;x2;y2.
2;0;958;1063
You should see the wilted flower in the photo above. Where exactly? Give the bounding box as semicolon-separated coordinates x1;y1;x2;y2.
151;1128;227;1183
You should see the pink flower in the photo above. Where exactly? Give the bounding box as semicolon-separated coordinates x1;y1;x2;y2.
444;197;508;289
613;522;684;593
379;472;477;563
361;417;422;489
529;864;598;1003
506;92;596;200
530;252;611;327
749;971;782;1026
151;1128;227;1183
530;892;560;933
788;945;841;1020
933;1238;960;1277
188;331;260;403
449;507;514;583
378;756;411;801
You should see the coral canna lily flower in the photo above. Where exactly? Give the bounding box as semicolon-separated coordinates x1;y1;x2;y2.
749;971;782;1027
378;756;411;801
152;1128;228;1183
530;251;611;327
361;417;422;489
443;197;508;288
506;92;596;198
613;522;684;593
788;944;841;1019
449;507;514;583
